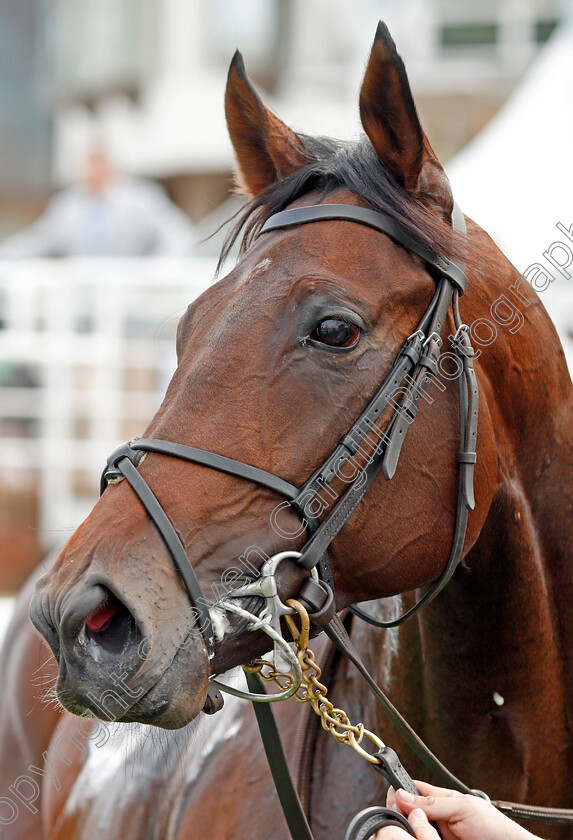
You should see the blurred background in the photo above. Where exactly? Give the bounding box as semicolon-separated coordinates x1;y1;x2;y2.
0;0;572;627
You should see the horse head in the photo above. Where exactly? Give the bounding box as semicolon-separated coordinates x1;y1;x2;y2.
30;24;501;729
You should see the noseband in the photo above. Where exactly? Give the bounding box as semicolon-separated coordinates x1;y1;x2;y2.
101;202;477;658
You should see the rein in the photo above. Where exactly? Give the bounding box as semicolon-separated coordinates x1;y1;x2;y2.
100;202;573;835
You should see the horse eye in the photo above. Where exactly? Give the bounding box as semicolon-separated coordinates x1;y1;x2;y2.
311;318;360;348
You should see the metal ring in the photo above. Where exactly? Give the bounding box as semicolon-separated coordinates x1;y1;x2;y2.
471;789;491;803
348;727;386;764
210;599;302;703
224;550;318;615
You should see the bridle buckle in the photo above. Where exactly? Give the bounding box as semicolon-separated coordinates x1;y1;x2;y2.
451;323;475;357
423;331;443;350
100;438;146;492
406;329;425;344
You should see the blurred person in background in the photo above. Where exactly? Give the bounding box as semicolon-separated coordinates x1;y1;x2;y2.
0;145;195;257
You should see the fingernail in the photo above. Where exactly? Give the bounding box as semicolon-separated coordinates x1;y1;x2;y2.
410;808;427;822
397;789;414;803
387;787;399;813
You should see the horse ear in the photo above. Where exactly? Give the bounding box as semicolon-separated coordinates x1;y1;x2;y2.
225;51;312;196
359;22;453;219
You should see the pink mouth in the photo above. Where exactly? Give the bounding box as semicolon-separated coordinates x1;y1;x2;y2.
85;597;120;634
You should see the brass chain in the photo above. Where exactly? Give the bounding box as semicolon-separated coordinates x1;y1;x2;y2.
243;599;384;764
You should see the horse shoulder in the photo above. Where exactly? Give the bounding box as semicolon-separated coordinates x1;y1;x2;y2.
173;692;299;840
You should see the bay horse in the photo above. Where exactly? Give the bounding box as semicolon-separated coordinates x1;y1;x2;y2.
2;21;572;840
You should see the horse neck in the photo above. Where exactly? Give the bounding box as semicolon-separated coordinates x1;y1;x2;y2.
353;470;573;811
465;222;573;472
404;471;572;803
464;227;573;669
365;235;573;800
460;224;573;657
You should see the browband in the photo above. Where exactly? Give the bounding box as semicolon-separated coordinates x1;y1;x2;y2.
260;204;467;295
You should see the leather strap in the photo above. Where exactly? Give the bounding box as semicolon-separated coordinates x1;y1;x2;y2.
323;614;474;793
493;801;573;825
245;671;314;840
345;807;416;840
101;447;215;655
260;204;467;295
105;437;300;502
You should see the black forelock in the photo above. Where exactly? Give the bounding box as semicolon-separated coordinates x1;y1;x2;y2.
218;135;463;272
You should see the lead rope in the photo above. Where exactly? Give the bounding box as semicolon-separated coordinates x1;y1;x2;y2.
321;612;573;827
247;601;573;836
245;601;421;839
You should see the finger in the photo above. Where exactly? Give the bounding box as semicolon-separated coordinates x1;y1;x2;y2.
386;786;396;807
409;808;441;839
413;781;465;799
386;787;408;817
396;787;464;813
395;789;477;823
375;828;412;839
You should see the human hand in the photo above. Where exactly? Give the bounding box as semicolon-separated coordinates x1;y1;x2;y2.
375;782;543;840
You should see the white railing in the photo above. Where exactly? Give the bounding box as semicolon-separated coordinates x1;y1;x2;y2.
0;258;217;553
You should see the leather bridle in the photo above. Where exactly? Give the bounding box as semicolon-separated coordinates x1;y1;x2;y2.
99;202;573;836
101;201;477;655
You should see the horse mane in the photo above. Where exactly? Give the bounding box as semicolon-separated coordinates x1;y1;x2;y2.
218;135;467;272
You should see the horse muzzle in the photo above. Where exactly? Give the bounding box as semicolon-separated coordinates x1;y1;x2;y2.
30;582;144;708
29;577;209;726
